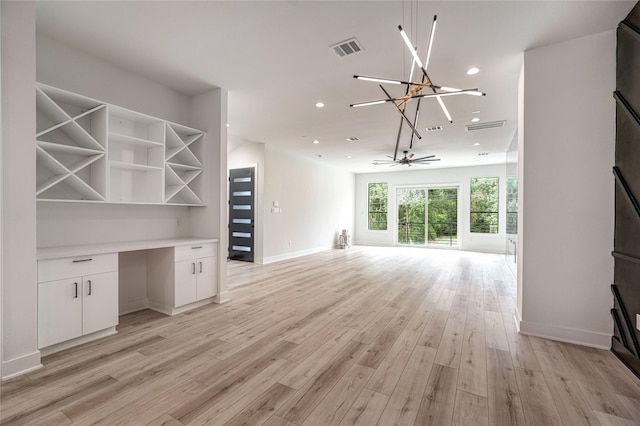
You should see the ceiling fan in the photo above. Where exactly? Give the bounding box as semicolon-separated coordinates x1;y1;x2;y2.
351;15;486;160
373;150;441;167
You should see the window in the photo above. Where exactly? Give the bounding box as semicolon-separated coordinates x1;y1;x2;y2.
368;183;388;230
470;177;499;233
506;176;518;234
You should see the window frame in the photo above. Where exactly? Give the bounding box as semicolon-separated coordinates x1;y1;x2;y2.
367;182;388;231
469;177;500;234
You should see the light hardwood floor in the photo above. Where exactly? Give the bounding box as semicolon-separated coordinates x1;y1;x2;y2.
2;246;640;425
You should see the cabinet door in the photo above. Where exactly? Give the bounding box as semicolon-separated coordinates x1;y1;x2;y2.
174;259;198;307
38;278;82;348
196;256;217;300
82;271;118;335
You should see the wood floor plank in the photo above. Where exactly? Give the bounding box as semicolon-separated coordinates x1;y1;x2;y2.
365;329;419;395
276;340;368;425
338;389;389;426
452;390;489;426
417;309;449;349
413;364;458;426
224;383;296;426
377;345;437;426
484;310;509;351
457;329;488;397
486;348;526;426
301;364;375;426
514;367;563;425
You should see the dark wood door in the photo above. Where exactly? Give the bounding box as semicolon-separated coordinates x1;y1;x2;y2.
228;167;255;262
612;2;640;378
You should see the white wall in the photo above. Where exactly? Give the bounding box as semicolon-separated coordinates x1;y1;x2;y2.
228;139;266;262
519;30;616;348
354;164;508;254
260;146;355;264
2;1;39;379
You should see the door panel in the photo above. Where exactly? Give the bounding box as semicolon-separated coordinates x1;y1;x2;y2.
229;167;255;262
82;271;118;335
196;256;217;300
175;259;198;307
38;277;83;348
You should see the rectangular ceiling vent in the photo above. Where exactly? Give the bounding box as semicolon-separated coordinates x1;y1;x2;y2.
331;38;363;57
345;137;359;142
465;120;506;132
426;125;443;132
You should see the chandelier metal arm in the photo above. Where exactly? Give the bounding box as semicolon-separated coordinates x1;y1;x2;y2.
378;84;423;141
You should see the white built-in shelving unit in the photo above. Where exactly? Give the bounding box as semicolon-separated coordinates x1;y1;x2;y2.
35;84;206;205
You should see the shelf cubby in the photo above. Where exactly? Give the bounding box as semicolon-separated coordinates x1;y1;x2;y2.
36;84;207;205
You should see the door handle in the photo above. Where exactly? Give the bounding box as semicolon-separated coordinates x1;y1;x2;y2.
88;280;92;296
199;262;203;273
192;263;196;274
74;282;78;298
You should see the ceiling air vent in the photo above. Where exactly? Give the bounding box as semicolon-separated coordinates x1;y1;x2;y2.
426;125;443;132
466;120;506;132
331;38;364;57
345;137;359;142
465;120;507;132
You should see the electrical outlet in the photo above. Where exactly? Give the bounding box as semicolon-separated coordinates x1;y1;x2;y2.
637;314;640;331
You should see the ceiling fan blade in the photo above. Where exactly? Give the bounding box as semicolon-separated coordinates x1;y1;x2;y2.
413;158;441;163
412;155;436;161
379;85;423;140
424;15;437;73
408;152;415;159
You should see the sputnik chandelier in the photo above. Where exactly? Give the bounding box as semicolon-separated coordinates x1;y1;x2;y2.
351;15;486;160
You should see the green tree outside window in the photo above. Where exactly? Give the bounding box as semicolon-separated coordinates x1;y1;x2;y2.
368;183;388;230
470;177;499;234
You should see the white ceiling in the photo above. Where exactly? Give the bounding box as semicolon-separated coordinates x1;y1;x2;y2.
36;1;634;173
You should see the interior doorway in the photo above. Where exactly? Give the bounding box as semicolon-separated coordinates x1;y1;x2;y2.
228;167;255;262
396;186;459;247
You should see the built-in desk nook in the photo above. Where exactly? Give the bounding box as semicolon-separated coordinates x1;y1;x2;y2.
37;238;219;355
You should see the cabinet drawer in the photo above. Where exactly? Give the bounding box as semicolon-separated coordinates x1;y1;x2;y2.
38;253;118;283
174;243;216;261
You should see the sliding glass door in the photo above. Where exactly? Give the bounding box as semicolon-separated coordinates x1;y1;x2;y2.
397;187;458;247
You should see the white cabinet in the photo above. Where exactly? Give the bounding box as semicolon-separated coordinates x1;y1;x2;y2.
147;242;218;314
35;83;206;205
37;254;118;350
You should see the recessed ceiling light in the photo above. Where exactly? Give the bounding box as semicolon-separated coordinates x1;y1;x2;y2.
315;102;325;108
467;67;480;75
471;117;480;123
313;140;320;144
346;155;352;159
474;142;480;146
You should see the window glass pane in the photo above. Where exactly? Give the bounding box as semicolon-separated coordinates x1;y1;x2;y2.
232;245;251;252
233;218;251;224
233;177;252;183
470;177;499;234
233;191;252;196
506;176;518;234
368;183;388;230
232;205;251;210
232;232;252;238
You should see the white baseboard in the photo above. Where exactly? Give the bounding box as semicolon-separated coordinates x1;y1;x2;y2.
39;327;118;357
259;246;332;265
518;319;611;349
214;291;230;304
119;298;149;315
2;351;42;380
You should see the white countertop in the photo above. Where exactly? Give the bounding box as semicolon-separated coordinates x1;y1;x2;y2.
37;237;219;260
